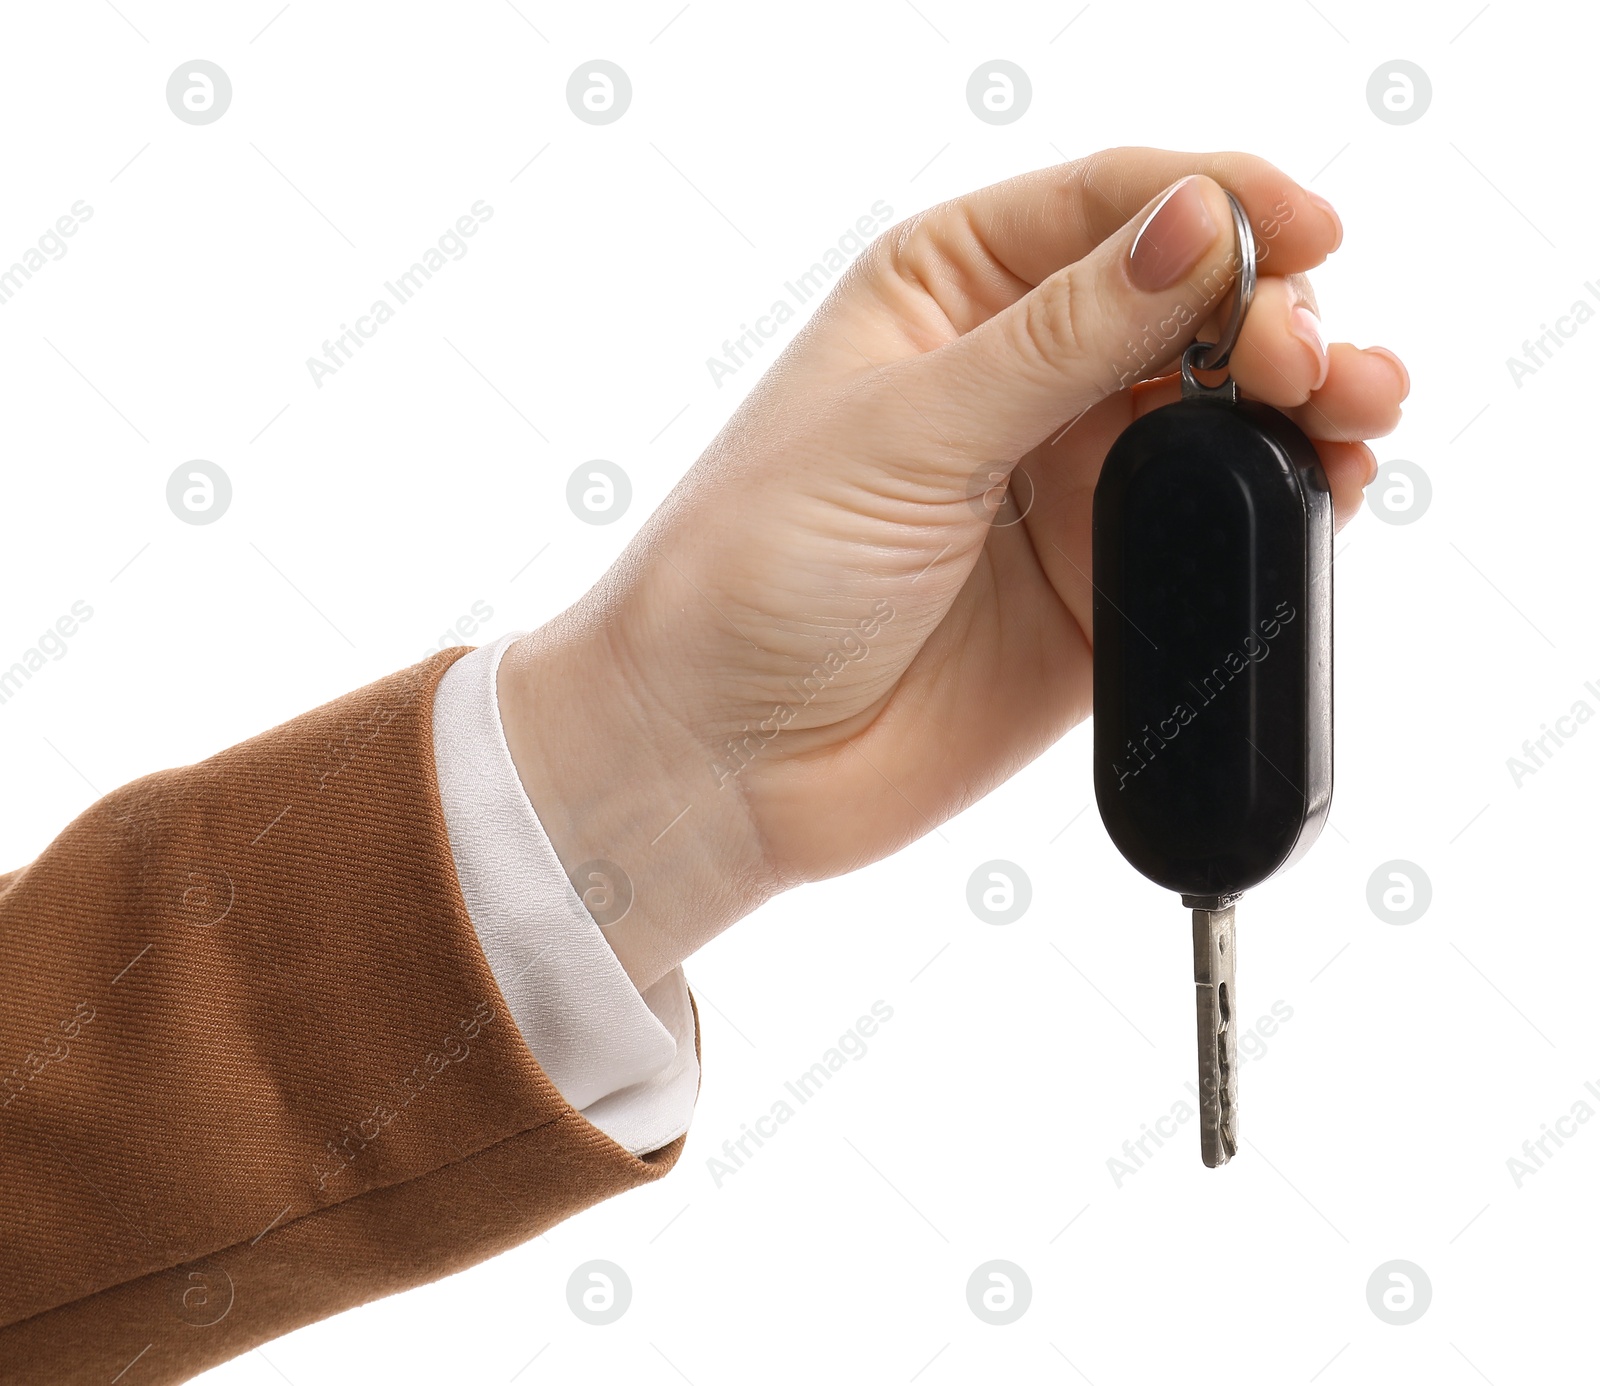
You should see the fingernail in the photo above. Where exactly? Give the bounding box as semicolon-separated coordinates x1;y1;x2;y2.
1128;176;1218;293
1368;345;1410;401
1290;304;1330;392
1364;446;1379;486
1306;191;1343;251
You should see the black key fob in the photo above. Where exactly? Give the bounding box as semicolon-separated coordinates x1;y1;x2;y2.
1092;375;1333;906
1088;189;1337;1170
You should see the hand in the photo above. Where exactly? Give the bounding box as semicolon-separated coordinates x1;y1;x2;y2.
498;148;1409;990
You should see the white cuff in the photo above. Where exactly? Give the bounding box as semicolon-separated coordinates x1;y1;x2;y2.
430;634;698;1156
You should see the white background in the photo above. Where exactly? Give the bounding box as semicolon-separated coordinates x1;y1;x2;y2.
1;1;1594;1382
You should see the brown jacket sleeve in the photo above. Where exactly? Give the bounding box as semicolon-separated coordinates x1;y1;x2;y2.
0;648;693;1384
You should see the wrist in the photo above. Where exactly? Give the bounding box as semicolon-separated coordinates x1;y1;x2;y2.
496;613;778;991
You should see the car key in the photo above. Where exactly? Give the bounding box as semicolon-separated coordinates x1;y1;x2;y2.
1092;191;1333;1168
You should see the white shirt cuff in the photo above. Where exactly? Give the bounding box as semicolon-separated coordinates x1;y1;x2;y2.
429;634;698;1156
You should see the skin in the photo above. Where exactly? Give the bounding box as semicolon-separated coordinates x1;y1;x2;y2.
497;148;1410;992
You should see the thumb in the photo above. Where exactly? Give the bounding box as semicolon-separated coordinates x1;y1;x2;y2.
914;173;1240;460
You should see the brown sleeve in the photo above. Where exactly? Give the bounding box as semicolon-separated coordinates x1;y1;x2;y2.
0;648;694;1384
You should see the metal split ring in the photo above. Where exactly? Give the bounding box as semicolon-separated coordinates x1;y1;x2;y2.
1195;190;1256;371
1180;190;1256;401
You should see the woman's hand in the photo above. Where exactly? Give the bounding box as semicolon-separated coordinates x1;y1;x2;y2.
498;148;1409;989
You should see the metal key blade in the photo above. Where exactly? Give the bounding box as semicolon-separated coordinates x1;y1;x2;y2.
1192;904;1239;1167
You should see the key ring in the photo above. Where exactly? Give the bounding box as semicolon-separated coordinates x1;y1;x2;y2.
1180;190;1255;401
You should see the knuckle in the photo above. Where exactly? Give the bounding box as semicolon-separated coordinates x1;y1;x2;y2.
878;211;932;294
1019;265;1095;377
855;210;953;318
